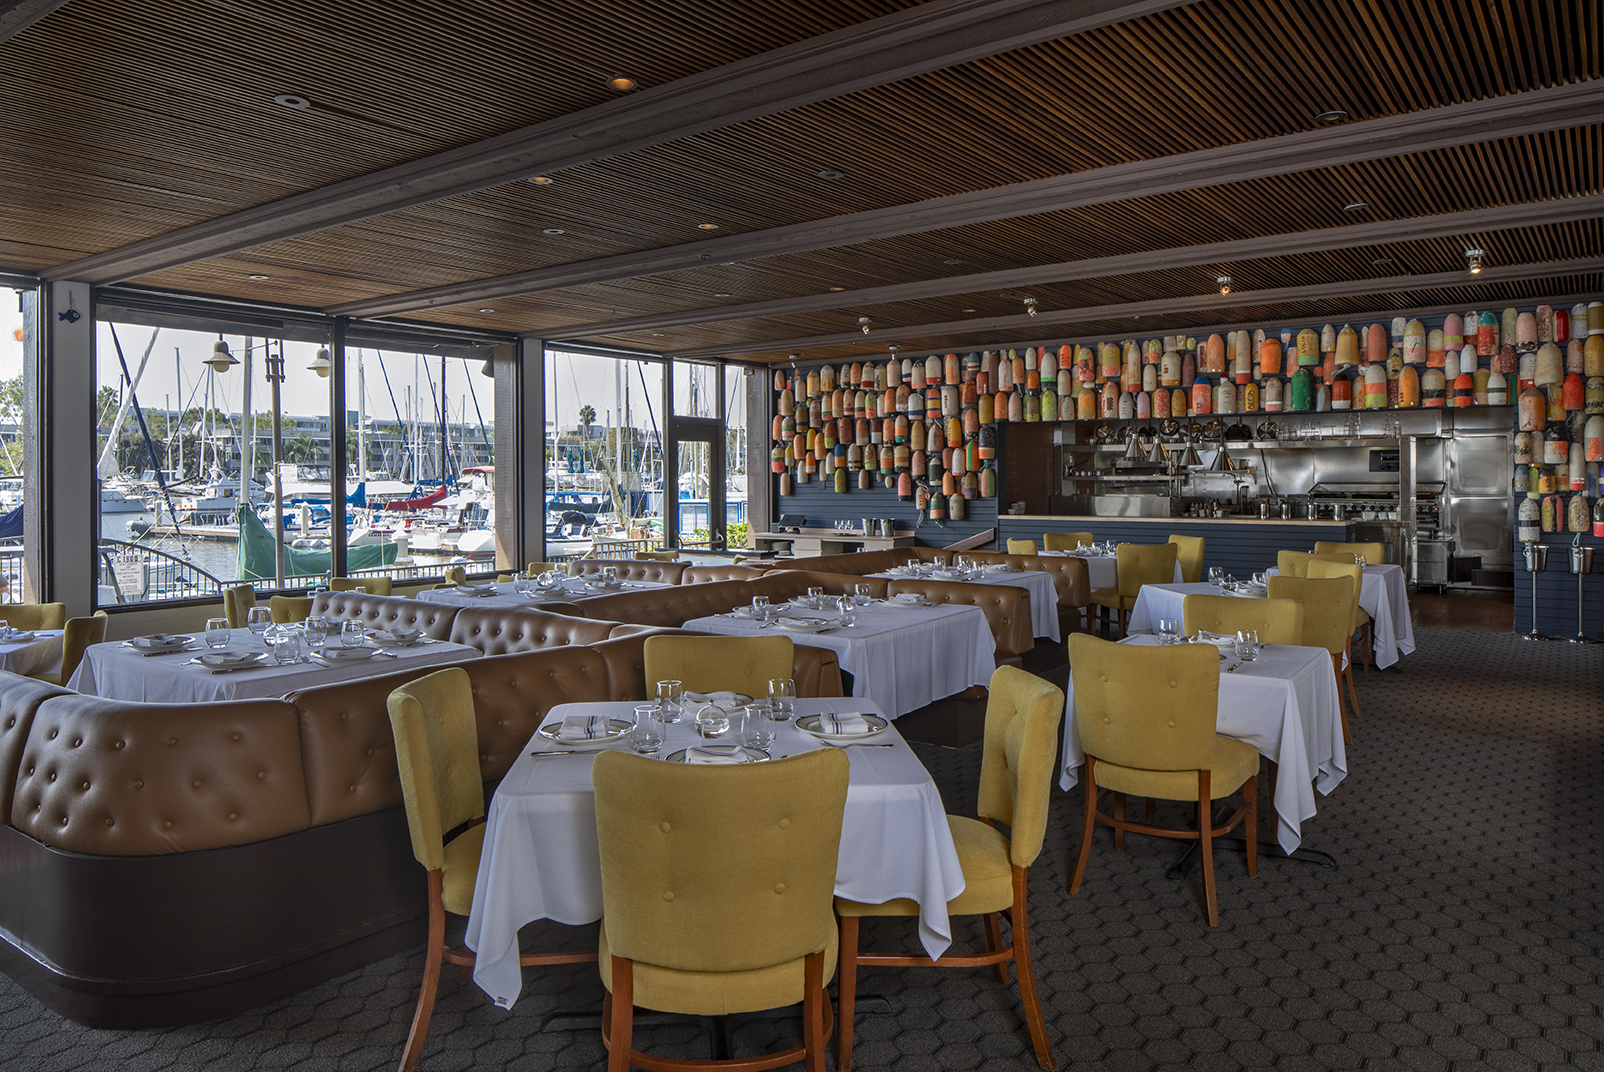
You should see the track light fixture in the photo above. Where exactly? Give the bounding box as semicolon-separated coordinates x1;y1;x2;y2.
1023;297;1038;318
1465;248;1485;275
1217;275;1232;296
858;316;872;335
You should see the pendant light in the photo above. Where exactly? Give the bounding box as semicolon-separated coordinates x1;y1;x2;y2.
205;336;239;373
307;347;332;378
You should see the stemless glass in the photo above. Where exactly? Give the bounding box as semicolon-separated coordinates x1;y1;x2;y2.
341;619;366;649
767;678;796;722
742;703;777;751
1235;629;1261;661
1208;566;1225;588
1252;571;1268;588
1157;618;1181;645
932;554;947;570
854;583;873;605
836;595;857;628
269;627;302;664
655;679;683;723
751;595;770;620
631;704;664;754
602;566;619;586
246;606;272;637
806;586;824;609
694;702;730;741
304;616;329;652
205;617;230;650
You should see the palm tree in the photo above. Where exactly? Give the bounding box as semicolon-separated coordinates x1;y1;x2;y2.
578;405;596;469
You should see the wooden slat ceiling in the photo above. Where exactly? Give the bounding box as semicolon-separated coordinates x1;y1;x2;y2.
0;0;1599;359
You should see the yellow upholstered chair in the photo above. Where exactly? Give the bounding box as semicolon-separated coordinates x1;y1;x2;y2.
0;602;67;631
1066;635;1258;927
1266;575;1357;743
525;561;562;575
1088;542;1178;638
331;575;393;597
495;574;513;583
1315;540;1384;565
223;584;256;629
1307;555;1374;689
441;566;467;586
1006;538;1039;555
836;665;1062;1070
1042;532;1094;552
642;635;794;698
1168;534;1205;584
593;747;848;1072
1180;594;1304;646
387;669;592;1072
31;611;107;686
269;595;314;624
633;549;680;562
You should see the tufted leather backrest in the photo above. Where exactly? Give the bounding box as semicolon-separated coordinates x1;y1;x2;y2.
943;550;1090;610
750;571;889;602
13;693;310;855
447;605;619;655
573;579;753;627
467;646;618;781
764;550;906;576
885;577;1032;658
309;592;459;640
0;672;74;826
683;564;766;584
568;559;690;585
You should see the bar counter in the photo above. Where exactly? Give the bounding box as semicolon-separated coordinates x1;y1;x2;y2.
995;515;1358;578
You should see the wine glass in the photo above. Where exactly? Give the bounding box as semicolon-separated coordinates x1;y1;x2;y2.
655;680;683;724
246;606;272;638
602;566;619;586
694;702;730;741
205;617;230;650
537;568;564;593
742;703;777;751
767;678;795;722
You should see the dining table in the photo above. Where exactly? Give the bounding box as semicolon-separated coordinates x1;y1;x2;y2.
0;629;63;678
681;599;996;718
68;628;482;702
869;565;1061;642
1039;548;1183;591
417;576;670;610
464;697;965;1011
1060;634;1347;855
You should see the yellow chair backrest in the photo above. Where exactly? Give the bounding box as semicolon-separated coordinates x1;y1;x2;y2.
55;611;108;684
441;566;466;586
1276;550;1322;578
634;550;681;562
495;574;513;583
642;635;794;697
269;595;314;624
1306;559;1364;634
1265;575;1353;656
1168;534;1205;584
1042;532;1094;552
526;562;561;575
331;576;393;597
978;666;1065;868
0;603;67;631
1068;634;1219;771
1116;542;1178;599
1314;541;1383;565
593;747;848;973
1181;594;1304;646
223;585;256;629
386;668;484;873
1006;539;1039;555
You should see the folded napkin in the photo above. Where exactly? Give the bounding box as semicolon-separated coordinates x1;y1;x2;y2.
684;746;748;765
0;629;37;642
130;633;188;648
557;714;611;740
682;691;751;707
819;712;870;735
1191;630;1238;651
891;593;924;604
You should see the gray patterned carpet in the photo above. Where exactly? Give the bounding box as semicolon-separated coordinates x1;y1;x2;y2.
0;628;1599;1071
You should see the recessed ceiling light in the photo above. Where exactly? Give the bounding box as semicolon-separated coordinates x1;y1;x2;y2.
1343;201;1368;211
247;274;269;281
607;77;637;91
828;287;845;292
697;223;719;230
650;333;665;337
714;293;732;298
817;169;845;180
943;258;964;266
273;94;311;110
478;308;496;313
543;228;565;235
962;308;977;313
529;175;555;185
1315;109;1350;123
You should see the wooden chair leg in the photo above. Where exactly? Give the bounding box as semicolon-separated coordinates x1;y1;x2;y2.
1112;792;1127;853
1010;868;1055;1071
1331;654;1353;745
837;915;860;1072
398;872;447;1072
605;957;633;1072
1361;623;1372;673
1198;772;1217;927
1068;760;1098;894
1243;776;1258;879
803;951;826;1072
983;912;1011;983
1145;799;1156;825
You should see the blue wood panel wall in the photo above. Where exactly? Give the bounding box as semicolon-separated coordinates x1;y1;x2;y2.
995;517;1357;577
1511;533;1604;638
780;476;999;548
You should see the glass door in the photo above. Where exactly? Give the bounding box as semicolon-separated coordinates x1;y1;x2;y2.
666;361;725;550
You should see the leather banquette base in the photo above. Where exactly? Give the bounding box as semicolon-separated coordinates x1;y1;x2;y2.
0;633;842;1027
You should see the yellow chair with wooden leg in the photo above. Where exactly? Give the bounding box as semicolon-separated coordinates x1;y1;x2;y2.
0;602;67;631
1266;575;1358;743
1066;635;1258;927
30;611;107;686
642;634;794;697
1306;556;1372;697
387;669;593;1072
1088;542;1177;638
1042;532;1094;552
223;585;256;629
269;595;314;624
837;665;1062;1071
593;747;848;1072
331;576;393;597
1006;538;1039;555
1168;534;1205;584
1180;594;1304;646
1310;544;1377;670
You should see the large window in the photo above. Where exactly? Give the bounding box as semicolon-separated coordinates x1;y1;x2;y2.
0;289;34;602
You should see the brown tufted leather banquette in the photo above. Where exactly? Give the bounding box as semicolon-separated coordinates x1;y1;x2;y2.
567;559;689;585
682;564;767;584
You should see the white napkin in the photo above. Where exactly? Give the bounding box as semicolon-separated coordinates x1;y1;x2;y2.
819;712;870;735
891;593;924;604
0;629;37;642
557;714;610;740
130;633;187;648
682;691;751;707
684;747;747;765
1192;631;1238;651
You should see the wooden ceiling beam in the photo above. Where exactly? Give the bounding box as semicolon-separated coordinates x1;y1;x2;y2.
660;256;1604;361
0;0;70;43
548;192;1604;341
329;80;1604;318
42;0;1188;286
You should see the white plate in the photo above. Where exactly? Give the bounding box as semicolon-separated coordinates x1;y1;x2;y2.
127;634;193;652
319;645;381;662
455;585;495;596
667;745;769;764
196;651;266;668
585;581;623;591
794;713;890;742
536;718;633;750
367;629;423;647
773;616;833;633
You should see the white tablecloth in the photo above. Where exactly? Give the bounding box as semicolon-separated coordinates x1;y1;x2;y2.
69;628;482;702
465;698;965;1010
1040;551;1182;591
1259;565;1414;669
417;577;668;609
1059;635;1346;854
0;630;63;677
871;568;1060;642
1127;582;1241;635
682;601;995;717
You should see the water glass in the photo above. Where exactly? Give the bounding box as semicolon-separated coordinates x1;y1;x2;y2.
767;678;796;722
602;566;619;585
836;595;857;628
269;628;302;665
854;583;873;605
246;606;272;637
205;617;230;650
340;619;366;649
1235;629;1261;661
932;554;947;570
1252;571;1268;588
1156;618;1181;645
655;679;683;724
536;569;564;591
806;586;824;609
694;702;730;741
304;616;330;651
630;704;664;754
741;703;777;751
751;595;770;621
1208;566;1225;588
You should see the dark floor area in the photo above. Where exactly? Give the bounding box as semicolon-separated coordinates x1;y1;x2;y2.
0;621;1597;1072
